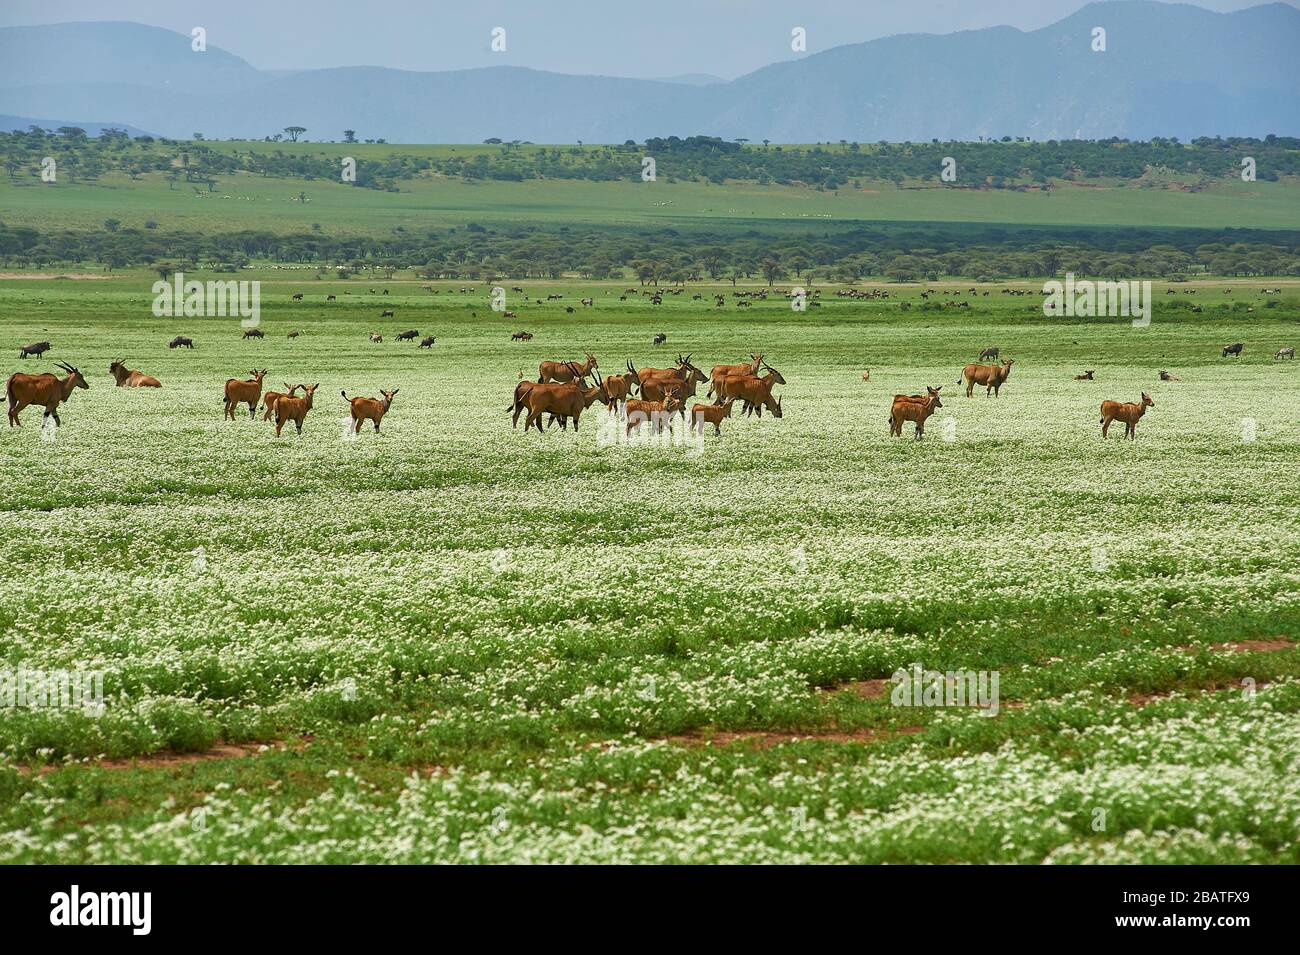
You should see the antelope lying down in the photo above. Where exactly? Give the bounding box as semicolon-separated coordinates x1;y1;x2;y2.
109;360;161;388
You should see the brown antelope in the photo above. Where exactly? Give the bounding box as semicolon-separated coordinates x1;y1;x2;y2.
1159;370;1181;382
1100;392;1153;439
958;358;1014;397
514;376;608;433
369;333;383;343
274;382;319;436
6;361;88;427
601;361;641;411
342;388;398;434
889;386;943;439
716;366;785;418
261;383;302;421
626;389;685;436
108;360;161;388
538;351;597;384
861;370;871;382
638;357;707;403
1275;347;1296;360
510;362;581;427
223;369;267;420
708;354;762;397
1074;370;1095;381
692;397;736;435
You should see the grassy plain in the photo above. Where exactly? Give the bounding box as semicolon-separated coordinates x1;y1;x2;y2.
0;274;1297;862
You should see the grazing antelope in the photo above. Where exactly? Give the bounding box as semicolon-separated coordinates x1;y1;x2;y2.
18;341;52;359
511;331;533;341
889;386;944;439
168;336;194;349
1159;370;1181;382
108;360;161;388
1101;393;1153;439
396;329;419;341
716;368;784;418
979;346;999;361
287;330;301;339
1222;342;1243;358
274;382;319;436
538;352;597;384
626;389;685;436
512;376;608;433
1074;370;1095;381
6;361;88;427
692;397;736;435
1275;347;1295;360
223;369;267;420
342;389;398;434
418;336;436;348
601;361;641;411
958;358;1014;397
243;328;264;340
708;354;762;398
260;382;302;421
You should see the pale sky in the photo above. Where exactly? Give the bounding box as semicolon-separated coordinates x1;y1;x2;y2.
0;0;1291;80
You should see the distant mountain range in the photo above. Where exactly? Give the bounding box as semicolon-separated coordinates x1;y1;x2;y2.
0;2;1295;143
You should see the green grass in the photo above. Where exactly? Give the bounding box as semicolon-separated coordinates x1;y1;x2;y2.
0;274;1298;863
4;164;1299;235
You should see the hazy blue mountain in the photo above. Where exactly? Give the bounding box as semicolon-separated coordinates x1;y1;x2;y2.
0;114;152;137
654;74;727;86
0;3;1294;142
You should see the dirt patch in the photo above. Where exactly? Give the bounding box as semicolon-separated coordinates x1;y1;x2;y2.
0;272;112;280
15;740;284;776
819;678;891;700
1128;678;1267;707
662;725;922;750
1210;639;1294;653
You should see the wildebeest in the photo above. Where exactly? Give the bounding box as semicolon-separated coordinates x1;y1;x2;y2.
511;331;533;341
1222;343;1243;358
1101;393;1153;439
291;293;304;302
223;369;267;420
653;333;667;346
109;360;161;388
243;328;264;340
1275;347;1295;360
381;309;395;318
418;336;436;348
396;329;419;341
6;361;88;427
342;389;398;434
168;336;194;349
18;341;51;360
958;358;1015;397
538;352;597;384
889;386;943;439
274;383;319;436
326;294;337;302
287;330;301;339
979;346;999;361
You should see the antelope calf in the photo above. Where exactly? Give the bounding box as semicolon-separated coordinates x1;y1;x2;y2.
109;360;161;388
223;369;267;420
342;388;398;434
275;383;319;436
626;390;685;436
692;398;736;436
889;386;943;439
1100;392;1153;439
261;383;302;421
6;361;88;427
958;358;1014;397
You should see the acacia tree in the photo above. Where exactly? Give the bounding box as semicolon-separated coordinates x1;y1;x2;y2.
284;126;307;142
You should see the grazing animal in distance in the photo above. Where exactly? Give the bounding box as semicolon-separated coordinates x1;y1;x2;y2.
260;383;301;421
287;330;301;339
1222;342;1243;358
381;309;395;318
1074;370;1095;381
511;331;533;341
342;388;398;434
109;360;161;388
861;370;871;382
1159;370;1181;382
958;358;1014;398
396;329;419;341
243;328;264;339
223;369;267;420
18;341;52;360
692;397;736;436
168;336;194;349
653;333;667;346
1101;393;1153;439
291;293;303;302
889;386;943;439
539;351;597;384
6;361;88;427
326;294;337;301
369;333;383;343
978;346;999;361
418;336;435;348
1275;347;1295;360
274;382;319;436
